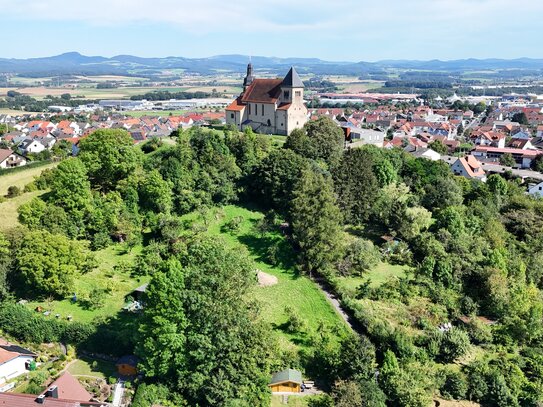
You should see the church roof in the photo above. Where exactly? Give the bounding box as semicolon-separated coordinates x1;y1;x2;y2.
282;67;304;88
241;79;283;104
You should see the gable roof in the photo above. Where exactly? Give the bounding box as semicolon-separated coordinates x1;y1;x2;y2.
282;67;304;88
0;149;16;163
241;79;283;104
0;393;104;407
269;369;302;386
41;372;92;402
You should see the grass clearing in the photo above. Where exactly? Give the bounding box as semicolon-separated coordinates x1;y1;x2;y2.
0;162;58;232
336;261;410;295
26;244;147;323
184;205;349;350
67;357;117;379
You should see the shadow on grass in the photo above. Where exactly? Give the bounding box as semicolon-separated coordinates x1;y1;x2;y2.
237;231;300;279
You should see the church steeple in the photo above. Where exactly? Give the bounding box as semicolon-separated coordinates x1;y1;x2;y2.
243;62;255;92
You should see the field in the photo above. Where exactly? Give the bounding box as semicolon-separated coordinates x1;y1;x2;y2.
0;162;58;231
336;262;410;294
183;205;350;349
26;244;146;323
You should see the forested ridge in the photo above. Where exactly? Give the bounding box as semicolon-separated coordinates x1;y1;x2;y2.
0;118;542;406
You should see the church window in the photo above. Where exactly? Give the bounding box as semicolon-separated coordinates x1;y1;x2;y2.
284;90;290;99
262;104;264;115
295;91;301;97
248;104;251;114
230;113;234;119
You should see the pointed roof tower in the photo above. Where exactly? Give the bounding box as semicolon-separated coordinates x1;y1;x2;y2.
282;67;304;88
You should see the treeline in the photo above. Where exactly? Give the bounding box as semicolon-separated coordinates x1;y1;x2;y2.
129;90;215;101
0;92;96;112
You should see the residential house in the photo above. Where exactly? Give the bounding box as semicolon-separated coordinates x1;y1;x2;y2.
0;344;36;383
0;393;105;406
0;149;27;169
40;372;92;402
411;147;441;161
470;131;506;148
451;155;487;181
528;182;543;198
537;125;543;138
19;139;46;155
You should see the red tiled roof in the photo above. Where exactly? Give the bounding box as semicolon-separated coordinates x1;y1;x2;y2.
0;393;104;407
42;372;92;402
475;146;542;157
0;149;17;163
240;79;283;104
226;97;246;112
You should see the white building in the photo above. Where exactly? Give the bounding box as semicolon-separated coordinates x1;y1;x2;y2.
528;182;543;197
0;149;27;169
0;345;35;383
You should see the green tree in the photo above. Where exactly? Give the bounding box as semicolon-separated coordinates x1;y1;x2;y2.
290;169;343;274
511;112;528;125
15;230;93;297
333;148;379;224
78;129;143;191
285;117;344;168
428;139;448;155
139;170;173;214
499;153;516;167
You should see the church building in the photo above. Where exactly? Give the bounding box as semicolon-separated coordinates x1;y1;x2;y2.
226;64;308;135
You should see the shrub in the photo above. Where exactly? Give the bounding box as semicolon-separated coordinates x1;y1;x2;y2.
440;368;468;400
23;182;37;193
6;185;21;198
221;216;244;233
284;305;306;334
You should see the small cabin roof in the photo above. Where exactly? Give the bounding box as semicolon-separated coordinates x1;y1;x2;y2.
133;283;148;293
270;368;302;385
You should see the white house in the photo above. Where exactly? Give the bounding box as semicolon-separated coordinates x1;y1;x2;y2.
411;147;441;161
0;345;35;383
528;182;543;198
0;149;27;169
451;155;487;181
19;139;46;154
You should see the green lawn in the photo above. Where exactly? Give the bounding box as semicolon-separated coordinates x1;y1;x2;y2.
26;245;147;323
67;357;117;379
184;205;349;350
0;161;57;195
0;162;58;232
336;262;411;296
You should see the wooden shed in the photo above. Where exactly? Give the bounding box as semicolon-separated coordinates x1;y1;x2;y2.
269;369;302;393
116;355;139;376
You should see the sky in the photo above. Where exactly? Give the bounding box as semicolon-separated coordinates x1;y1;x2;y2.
0;0;541;61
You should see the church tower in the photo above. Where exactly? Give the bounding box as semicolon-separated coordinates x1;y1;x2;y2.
243;62;255;92
280;67;304;104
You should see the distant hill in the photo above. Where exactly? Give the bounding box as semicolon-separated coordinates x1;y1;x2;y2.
0;52;542;77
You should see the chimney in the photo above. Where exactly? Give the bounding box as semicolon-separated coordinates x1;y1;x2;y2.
47;385;59;398
35;394;46;404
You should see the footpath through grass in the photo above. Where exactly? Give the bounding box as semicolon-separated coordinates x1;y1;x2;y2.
184;205;349;351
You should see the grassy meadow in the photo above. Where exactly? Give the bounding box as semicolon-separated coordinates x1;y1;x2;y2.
0;162;58;231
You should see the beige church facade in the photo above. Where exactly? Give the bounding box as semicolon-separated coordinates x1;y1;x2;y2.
226;64;308;135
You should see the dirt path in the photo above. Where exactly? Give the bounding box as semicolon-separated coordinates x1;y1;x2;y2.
314;279;356;331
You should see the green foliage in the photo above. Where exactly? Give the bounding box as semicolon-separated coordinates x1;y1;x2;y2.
15;229;94;297
428;139;448;155
499;152;516;167
6;185;21;198
285;117;344;168
78;128;143;191
338;239;381;276
290;169;343;274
